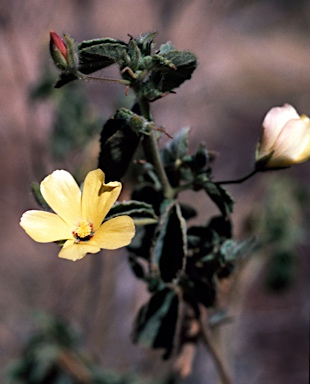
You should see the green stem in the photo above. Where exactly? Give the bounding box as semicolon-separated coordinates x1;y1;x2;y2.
138;97;175;199
215;169;257;185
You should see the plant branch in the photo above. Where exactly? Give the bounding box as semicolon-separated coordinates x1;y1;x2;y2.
79;72;130;85
215;169;257;185
138;97;175;199
199;305;233;384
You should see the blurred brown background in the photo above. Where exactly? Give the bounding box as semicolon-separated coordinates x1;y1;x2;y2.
0;0;309;383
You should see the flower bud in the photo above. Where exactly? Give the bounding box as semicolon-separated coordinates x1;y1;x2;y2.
49;31;78;72
49;31;68;70
255;104;310;170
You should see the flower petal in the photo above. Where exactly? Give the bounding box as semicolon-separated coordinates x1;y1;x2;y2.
40;170;82;225
260;104;300;155
270;117;310;166
50;31;67;58
94;216;135;250
81;169;122;230
58;239;101;261
296;133;310;162
20;210;72;242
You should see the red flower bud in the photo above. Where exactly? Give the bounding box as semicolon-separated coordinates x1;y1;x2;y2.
50;30;67;59
49;31;79;72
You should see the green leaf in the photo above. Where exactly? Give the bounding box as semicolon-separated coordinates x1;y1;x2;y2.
158;41;175;54
207;216;232;238
31;345;60;381
161;127;190;187
78;38;128;74
139;83;165;102
31;182;50;210
208;309;232;327
161;127;190;166
220;238;256;263
98;113;141;182
131;185;164;215
54;72;78;88
134;31;157;56
187;217;231;259
181;275;216;309
179;203;197;220
125;39;141;72
128;255;146;280
105;200;158;225
265;250;297;292
193;143;210;170
192;278;216;308
153;203;187;282
128;225;157;260
132;287;179;357
204;182;234;217
187;225;215;252
115;107;153;135
143;50;197;100
98;107;159;181
5;359;29;383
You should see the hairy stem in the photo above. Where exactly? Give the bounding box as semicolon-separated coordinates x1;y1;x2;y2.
199;305;233;384
79;73;130;85
138;97;175;199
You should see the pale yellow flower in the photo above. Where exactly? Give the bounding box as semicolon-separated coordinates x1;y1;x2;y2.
256;104;310;169
20;169;135;261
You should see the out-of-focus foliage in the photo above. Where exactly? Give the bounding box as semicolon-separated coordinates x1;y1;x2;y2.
30;70;102;159
247;177;309;291
5;313;160;384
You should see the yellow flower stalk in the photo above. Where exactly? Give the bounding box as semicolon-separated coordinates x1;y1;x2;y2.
20;169;135;261
256;104;310;169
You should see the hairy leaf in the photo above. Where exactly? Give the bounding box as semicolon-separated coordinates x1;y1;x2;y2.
128;255;146;280
78;38;128;74
132;287;179;357
204;182;234;217
220;238;256;263
134;31;157;56
31;182;50;211
153;203;187;282
143;50;197;100
161;127;190;187
98;113;141;182
105;200;158;224
54;72;78;88
207;215;232;238
162;127;190;166
158;41;175;54
128;225;157;260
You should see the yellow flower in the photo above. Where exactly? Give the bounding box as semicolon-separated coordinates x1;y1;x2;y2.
20;169;135;261
255;104;310;170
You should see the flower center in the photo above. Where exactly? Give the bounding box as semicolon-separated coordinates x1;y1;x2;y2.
73;220;94;243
